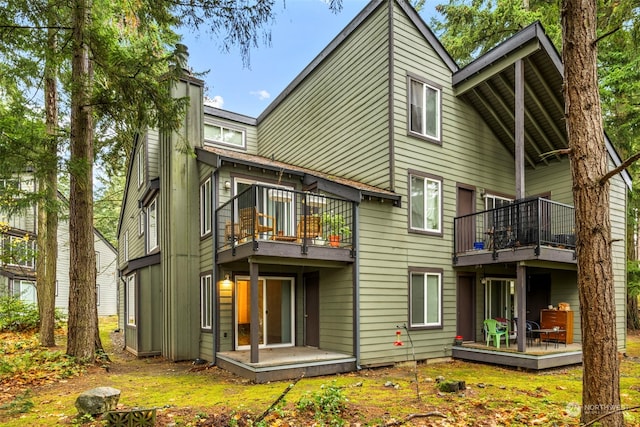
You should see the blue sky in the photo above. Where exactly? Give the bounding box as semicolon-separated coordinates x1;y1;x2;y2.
179;0;438;118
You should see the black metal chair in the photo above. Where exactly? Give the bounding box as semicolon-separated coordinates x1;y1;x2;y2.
526;320;540;346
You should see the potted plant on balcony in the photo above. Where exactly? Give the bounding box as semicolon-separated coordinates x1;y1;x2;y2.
322;212;351;247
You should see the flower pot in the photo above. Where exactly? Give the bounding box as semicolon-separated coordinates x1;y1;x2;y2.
328;235;340;247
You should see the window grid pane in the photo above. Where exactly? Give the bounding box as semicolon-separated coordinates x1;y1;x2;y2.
410;176;425;229
410;272;441;327
409;79;440;140
201;275;212;329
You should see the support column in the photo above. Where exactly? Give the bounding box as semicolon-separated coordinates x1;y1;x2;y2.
516;264;527;352
515;59;525;200
250;261;259;363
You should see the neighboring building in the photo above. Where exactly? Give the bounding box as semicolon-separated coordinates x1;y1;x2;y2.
1;176;118;317
117;0;631;382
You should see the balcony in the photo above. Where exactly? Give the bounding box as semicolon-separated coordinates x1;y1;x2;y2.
215;185;356;264
453;197;576;266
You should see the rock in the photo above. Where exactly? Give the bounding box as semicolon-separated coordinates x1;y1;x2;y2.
435;375;445;383
437;380;466;393
75;387;121;416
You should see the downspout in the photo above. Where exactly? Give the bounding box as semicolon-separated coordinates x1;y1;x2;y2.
353;203;361;369
212;170;218;366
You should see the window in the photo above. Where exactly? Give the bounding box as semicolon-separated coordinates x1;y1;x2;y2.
137;145;145;188
410;270;442;328
204;123;245;148
200;274;212;329
95;251;100;272
96;284;101;306
200;178;212;236
123;230;129;261
127;274;136;326
485;194;513;211
410;174;442;233
409;78;441;141
139;210;145;236
147;198;158;252
1;235;36;268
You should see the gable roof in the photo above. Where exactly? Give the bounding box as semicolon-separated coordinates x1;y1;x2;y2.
258;0;457;122
197;145;402;206
452;21;632;189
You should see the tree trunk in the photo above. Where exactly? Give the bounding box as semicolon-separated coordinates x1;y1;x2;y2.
562;0;623;425
66;0;99;362
38;20;59;348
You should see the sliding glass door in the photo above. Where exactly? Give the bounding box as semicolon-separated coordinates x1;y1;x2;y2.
235;276;294;349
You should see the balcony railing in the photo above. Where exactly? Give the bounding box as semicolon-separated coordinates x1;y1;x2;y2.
454;197;575;256
216;184;355;253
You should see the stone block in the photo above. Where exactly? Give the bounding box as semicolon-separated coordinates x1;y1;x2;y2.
75;386;121;416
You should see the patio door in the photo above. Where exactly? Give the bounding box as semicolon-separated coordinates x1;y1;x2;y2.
484;278;516;322
235;180;295;236
235;276;295;349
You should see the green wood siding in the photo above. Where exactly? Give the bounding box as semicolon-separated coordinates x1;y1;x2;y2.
159;77;203;361
199;332;214;361
147;130;160;179
526;160;573;204
258;4;391;189
319;269;354;354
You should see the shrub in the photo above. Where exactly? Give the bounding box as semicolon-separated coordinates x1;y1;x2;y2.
296;381;347;426
0;295;65;332
0;296;39;332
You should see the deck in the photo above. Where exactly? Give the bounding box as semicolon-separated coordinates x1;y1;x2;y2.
216;347;357;383
452;341;583;370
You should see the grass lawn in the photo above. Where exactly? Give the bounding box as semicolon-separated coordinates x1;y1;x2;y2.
1;317;639;426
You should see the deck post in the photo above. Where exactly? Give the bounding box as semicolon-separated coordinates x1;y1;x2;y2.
250;261;259;363
514;59;525;200
516;264;527;352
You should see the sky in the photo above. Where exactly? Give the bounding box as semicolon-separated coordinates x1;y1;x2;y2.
179;0;438;118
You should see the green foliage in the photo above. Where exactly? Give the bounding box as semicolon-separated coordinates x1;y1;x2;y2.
0;390;34;415
628;261;640;297
296;381;347;426
0;295;65;332
321;213;351;237
0;296;40;332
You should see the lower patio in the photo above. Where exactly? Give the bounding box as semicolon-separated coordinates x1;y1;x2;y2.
452;340;583;370
216;347;357;383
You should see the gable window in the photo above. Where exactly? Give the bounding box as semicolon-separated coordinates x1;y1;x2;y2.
200;177;212;236
204;123;245;148
123;230;129;261
409;269;442;328
147;198;158;252
200;274;212;330
410;173;442;234
127;274;136;326
409;77;441;141
137;145;145;188
139;210;145;236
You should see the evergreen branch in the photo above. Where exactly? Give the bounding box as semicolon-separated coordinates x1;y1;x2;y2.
0;25;73;30
600;150;640;185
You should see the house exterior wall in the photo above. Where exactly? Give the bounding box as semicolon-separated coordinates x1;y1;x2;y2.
258;3;392;190
159;76;203;361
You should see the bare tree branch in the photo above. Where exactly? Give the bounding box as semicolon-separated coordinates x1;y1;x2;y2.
600;151;640;185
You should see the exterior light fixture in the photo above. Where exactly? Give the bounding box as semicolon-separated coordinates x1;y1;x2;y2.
220;274;233;289
224;181;231;190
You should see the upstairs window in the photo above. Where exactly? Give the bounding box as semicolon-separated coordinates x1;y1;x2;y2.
410;173;442;234
1;235;35;268
147;198;158;252
200;177;212;236
409;77;441;142
137;145;145;188
204;123;245;149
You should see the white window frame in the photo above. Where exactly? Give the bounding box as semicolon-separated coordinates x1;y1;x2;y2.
95;251;100;272
2;235;36;268
409;270;442;328
409;173;442;234
96;284;101;306
204;123;246;149
139;210;145;236
137;145;145;188
147;198;158;252
123;230;129;261
200;274;212;330
127;274;136;326
200;177;212;236
409;77;441;141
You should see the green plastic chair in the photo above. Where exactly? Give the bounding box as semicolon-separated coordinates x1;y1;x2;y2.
483;319;507;348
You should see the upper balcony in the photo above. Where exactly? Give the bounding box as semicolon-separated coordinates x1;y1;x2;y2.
453;197;576;266
215;184;356;265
